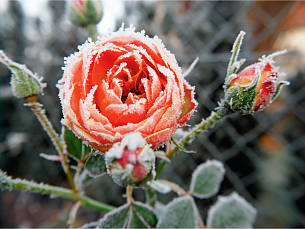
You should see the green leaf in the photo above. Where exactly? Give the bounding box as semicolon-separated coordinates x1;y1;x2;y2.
157;196;198;228
98;204;130;228
64;127;92;160
190;160;225;199
85;154;107;177
97;201;158;228
207;193;257;228
226;31;246;79
133;202;158;227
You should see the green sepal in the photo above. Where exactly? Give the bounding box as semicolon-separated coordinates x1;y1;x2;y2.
226;86;257;114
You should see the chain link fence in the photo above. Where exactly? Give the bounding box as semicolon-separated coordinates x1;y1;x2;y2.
0;1;304;227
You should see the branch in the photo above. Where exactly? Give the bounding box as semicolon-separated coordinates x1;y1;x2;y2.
25;98;76;193
0;170;114;213
156;107;228;177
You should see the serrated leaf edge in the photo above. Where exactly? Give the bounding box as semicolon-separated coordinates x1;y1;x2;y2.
190;160;225;199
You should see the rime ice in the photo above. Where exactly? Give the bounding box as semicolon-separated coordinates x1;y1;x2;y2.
105;132;155;186
58;26;197;152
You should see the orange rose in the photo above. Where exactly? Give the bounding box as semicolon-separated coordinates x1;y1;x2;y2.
58;27;197;152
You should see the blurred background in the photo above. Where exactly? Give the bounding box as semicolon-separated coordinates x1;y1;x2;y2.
0;0;305;227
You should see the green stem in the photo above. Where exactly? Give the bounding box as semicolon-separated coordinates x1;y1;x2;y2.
87;24;98;42
74;160;83;189
26;98;77;193
68;201;81;229
0;171;114;212
156;107;228;177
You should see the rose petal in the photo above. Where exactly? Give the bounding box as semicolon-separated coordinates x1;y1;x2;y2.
178;80;197;126
104;98;148;126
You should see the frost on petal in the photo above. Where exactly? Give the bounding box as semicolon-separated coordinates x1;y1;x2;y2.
147;66;162;103
154;82;182;132
146;91;167;117
178;80;197;126
79;86;115;134
91;43;127;84
104;98;147;127
95;80;122;113
58;26;197;151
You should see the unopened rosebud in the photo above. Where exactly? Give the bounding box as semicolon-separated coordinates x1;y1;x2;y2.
67;0;103;27
224;53;289;114
0;51;46;99
105;132;155;186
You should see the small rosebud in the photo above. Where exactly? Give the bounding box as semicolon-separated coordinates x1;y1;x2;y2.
105;132;155;186
0;51;46;99
224;54;289;114
67;0;103;27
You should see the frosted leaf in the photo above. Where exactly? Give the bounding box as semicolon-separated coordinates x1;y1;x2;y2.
190;160;225;199
226;31;246;80
97;202;158;228
85;154;107;177
207;192;257;228
157;196;198;228
271;80;290;102
98;204;130;228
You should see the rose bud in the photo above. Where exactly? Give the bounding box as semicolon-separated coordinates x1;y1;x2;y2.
224;55;289;114
67;0;103;27
105;132;155;186
0;50;46;100
58;26;197;152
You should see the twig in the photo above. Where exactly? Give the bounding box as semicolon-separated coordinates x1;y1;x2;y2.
25;97;77;193
0;171;114;212
68;201;81;228
156;107;228;177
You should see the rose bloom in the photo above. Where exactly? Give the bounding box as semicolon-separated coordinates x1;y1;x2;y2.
58;27;197;152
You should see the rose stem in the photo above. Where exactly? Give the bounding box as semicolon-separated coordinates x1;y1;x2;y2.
156;106;229;177
25;96;77;193
0;171;114;212
68;201;81;229
87;24;98;42
126;185;133;203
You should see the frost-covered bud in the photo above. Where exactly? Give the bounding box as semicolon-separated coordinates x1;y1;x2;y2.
67;0;103;27
225;56;289;114
0;51;46;99
105;132;155;186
